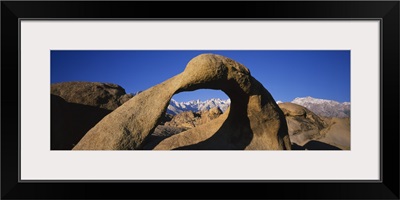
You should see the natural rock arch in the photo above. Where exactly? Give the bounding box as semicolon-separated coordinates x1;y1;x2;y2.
73;54;291;150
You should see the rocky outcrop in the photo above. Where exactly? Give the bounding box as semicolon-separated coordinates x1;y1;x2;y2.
142;125;189;150
164;111;200;128
51;82;133;150
319;117;350;150
278;102;350;150
73;54;291;150
51;82;133;110
141;108;223;149
165;107;223;129
51;94;112;150
279;103;326;146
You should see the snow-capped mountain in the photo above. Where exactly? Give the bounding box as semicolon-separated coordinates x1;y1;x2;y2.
167;98;231;115
291;96;350;118
130;90;350;118
167;98;287;115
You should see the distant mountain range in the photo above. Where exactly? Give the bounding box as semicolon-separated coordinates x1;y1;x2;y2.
290;96;350;118
167;98;231;115
164;96;350;118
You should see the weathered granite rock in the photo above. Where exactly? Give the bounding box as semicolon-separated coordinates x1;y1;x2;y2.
165;107;223;129
51;82;133;150
141;125;190;150
51;82;133;110
73;54;291;150
51;94;112;150
319;117;350;150
278;103;326;146
165;111;200;128
279;102;350;150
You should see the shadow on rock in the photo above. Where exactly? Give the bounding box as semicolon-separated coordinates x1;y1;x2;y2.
51;94;111;150
291;140;342;150
173;109;253;150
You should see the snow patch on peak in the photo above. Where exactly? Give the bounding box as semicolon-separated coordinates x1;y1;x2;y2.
167;98;231;115
291;96;350;118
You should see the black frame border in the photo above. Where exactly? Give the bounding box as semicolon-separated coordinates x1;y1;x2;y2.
2;1;399;199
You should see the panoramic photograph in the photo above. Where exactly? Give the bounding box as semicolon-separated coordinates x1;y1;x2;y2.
51;50;350;150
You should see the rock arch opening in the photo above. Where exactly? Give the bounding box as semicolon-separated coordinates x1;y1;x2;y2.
168;89;230;114
141;89;230;149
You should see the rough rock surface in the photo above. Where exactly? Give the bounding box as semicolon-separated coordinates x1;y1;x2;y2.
165;111;200;128
278;102;350;150
319;117;351;150
51;82;133;150
142;125;189;150
165;107;223;129
51;82;133;110
51;94;113;150
73;54;291;150
279;103;326;146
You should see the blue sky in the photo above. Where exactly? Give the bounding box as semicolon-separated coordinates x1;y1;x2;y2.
51;50;350;103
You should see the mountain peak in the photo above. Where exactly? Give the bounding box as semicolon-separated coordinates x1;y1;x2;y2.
291;96;350;118
167;98;231;115
167;96;350;118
